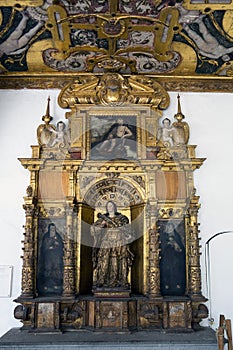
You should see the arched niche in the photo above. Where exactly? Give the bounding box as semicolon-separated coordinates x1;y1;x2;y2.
79;177;145;295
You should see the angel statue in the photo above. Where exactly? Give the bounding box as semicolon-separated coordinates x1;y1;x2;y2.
38;120;70;148
49;121;70;148
37;98;70;149
157;118;174;147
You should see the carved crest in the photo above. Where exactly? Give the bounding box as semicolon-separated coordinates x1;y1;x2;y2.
58;73;169;109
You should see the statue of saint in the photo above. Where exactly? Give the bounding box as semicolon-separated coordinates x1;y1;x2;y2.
157;116;189;148
91;201;134;290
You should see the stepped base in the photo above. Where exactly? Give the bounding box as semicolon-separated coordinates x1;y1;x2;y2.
0;327;218;350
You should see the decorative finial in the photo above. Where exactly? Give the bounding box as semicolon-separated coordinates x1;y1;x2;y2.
177;93;181;114
172;94;190;145
46;96;50;116
174;93;185;122
37;97;56;147
42;96;53;125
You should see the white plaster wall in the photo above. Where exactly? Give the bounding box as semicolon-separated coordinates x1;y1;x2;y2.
0;90;64;337
168;92;233;330
0;89;232;337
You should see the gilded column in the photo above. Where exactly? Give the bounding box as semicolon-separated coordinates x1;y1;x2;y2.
62;203;76;297
21;200;36;297
187;191;202;296
147;203;161;298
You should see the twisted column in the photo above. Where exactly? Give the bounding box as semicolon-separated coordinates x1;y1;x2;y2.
62;203;77;297
148;224;161;298
21;203;36;297
187;193;202;296
146;203;161;298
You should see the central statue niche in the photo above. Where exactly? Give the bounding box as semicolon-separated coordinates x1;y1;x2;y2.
91;200;134;295
80;176;145;297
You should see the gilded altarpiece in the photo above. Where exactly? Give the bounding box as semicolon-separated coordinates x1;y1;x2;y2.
14;73;208;332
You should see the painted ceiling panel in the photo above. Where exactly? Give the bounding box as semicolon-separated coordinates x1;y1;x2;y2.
0;0;233;88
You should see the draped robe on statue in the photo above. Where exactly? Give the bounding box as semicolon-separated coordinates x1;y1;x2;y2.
91;210;134;290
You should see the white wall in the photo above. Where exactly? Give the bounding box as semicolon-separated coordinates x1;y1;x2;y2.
0;90;64;336
168;92;233;330
0;89;232;336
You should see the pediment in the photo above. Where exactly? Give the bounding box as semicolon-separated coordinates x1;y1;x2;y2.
58;73;170;110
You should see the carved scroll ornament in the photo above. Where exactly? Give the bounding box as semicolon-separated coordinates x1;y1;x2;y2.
58;73;170;110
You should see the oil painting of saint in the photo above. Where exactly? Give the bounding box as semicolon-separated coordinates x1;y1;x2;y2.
37;223;64;296
90;116;137;160
159;220;186;296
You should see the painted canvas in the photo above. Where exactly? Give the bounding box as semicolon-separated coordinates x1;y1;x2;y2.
90;115;137;160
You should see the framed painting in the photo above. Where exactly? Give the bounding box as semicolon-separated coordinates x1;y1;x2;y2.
158;219;186;297
90;115;137;160
37;218;65;296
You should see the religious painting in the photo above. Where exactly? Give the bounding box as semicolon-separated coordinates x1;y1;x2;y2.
159;220;186;296
37;218;65;296
90;115;137;160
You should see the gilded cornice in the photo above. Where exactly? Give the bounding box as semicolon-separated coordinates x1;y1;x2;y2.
1;74;233;92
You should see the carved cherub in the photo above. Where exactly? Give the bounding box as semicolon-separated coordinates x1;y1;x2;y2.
49;121;70;148
157;118;174;147
157;95;190;148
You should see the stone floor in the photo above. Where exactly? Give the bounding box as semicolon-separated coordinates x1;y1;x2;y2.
0;327;219;350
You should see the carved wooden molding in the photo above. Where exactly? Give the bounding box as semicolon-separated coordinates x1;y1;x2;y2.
1;75;233;92
58;73;170;110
